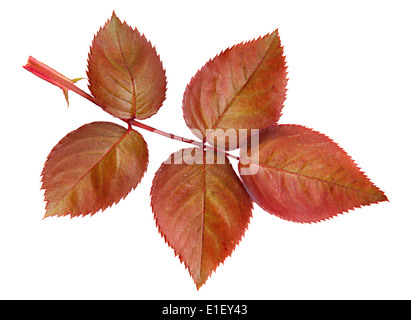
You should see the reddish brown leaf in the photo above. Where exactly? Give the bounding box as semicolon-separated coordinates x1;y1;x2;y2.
183;30;287;150
42;121;148;218
151;148;253;288
238;125;388;223
87;12;166;120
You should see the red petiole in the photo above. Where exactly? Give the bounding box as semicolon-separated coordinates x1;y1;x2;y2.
23;56;242;162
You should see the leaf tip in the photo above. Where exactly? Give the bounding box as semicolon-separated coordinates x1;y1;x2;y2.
195;282;205;290
111;10;119;21
377;190;389;203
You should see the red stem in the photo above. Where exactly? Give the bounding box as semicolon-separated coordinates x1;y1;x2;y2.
23;56;241;162
24;56;98;105
129;119;202;147
130;119;240;161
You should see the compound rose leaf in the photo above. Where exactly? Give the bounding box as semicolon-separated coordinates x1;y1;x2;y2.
238;125;388;223
87;12;166;120
42;121;148;218
183;30;287;150
151;148;253;288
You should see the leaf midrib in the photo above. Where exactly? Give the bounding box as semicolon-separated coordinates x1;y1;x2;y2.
204;34;275;143
114;22;137;118
198;149;207;284
250;159;379;197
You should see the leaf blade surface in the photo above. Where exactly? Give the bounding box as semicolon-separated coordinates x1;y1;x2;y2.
42;121;148;218
151;148;253;288
238;125;387;223
87;12;166;120
183;31;287;149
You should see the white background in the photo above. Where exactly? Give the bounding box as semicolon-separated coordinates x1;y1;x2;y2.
1;0;410;299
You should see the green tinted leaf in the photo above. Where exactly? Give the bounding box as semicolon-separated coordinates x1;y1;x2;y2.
151;148;253;288
42;121;148;218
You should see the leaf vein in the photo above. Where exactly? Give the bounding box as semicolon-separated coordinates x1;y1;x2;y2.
47;127;133;213
205;35;276;142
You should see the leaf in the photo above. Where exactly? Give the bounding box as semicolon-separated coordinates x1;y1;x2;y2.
87;12;166;120
151;148;253;288
182;30;287;150
238;125;388;223
42;121;148;218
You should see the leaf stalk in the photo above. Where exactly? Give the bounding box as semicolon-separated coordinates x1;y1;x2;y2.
23;57;241;162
